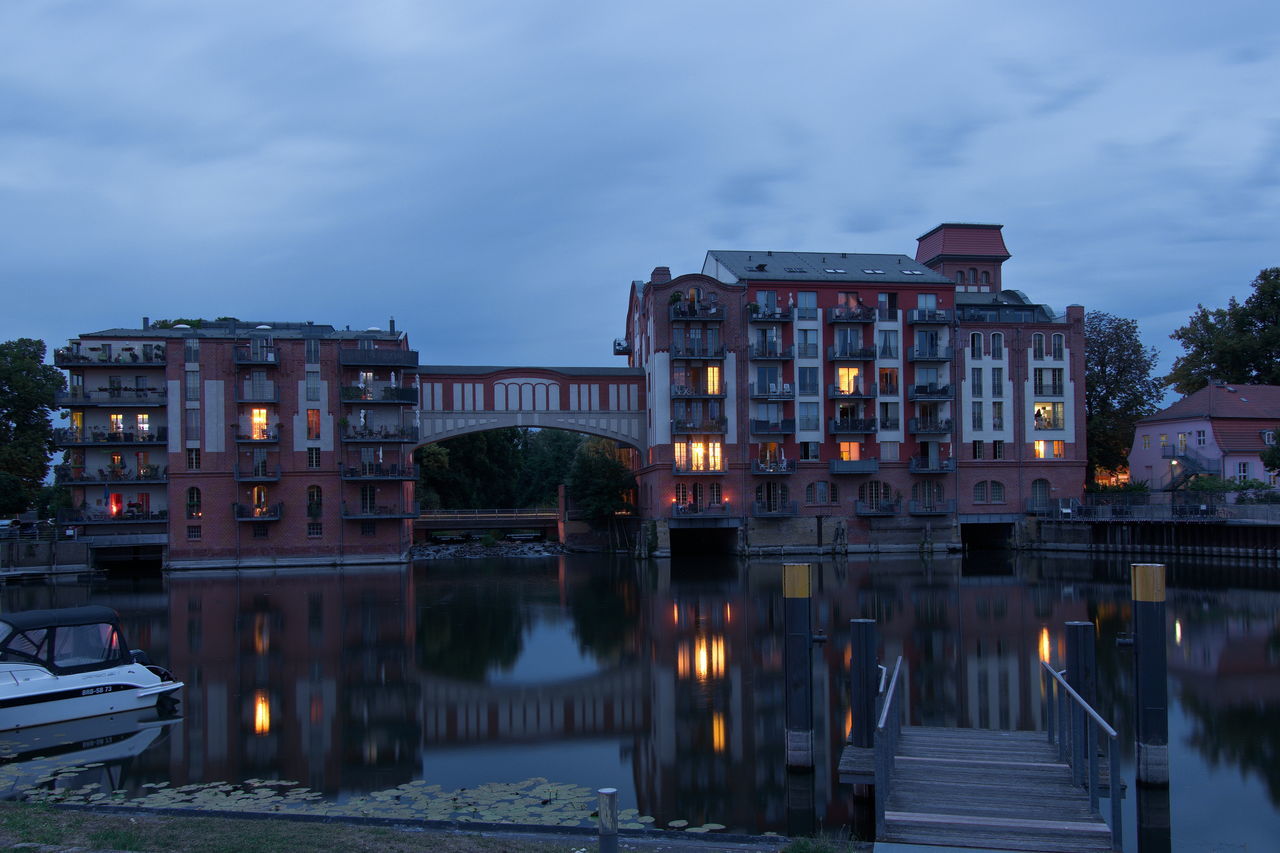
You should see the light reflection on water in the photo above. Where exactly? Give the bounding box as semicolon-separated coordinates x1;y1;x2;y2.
0;552;1277;849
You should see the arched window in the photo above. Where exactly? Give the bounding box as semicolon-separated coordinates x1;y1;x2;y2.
675;483;689;507
989;481;1005;503
1052;333;1065;360
806;482;839;504
973;481;988;503
955;270;966;284
970;332;983;358
858;480;893;508
186;487;202;519
912;481;943;504
307;485;322;518
980;270;990;285
1032;333;1046;360
990;333;1004;359
969;267;978;284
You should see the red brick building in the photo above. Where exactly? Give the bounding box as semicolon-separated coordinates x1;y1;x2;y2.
618;224;1086;553
54;320;418;567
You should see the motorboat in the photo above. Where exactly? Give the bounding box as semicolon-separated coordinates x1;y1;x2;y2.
0;605;183;731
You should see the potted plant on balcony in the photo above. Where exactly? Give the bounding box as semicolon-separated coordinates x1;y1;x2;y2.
747;302;760;316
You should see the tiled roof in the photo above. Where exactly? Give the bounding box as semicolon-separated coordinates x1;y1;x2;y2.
915;223;1011;265
1139;384;1280;425
1211;421;1276;453
704;250;951;285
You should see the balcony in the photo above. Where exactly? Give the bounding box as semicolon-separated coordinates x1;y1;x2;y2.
53;427;168;447
907;346;954;362
908;456;956;474
753;459;797;475
827;383;876;400
671;384;725;398
907;384;954;401
748;306;792;322
795;343;819;359
672;502;732;518
234;502;283;521
235;465;283;482
1033;417;1066;431
908;418;953;434
855;500;899;516
827;306;878;324
613;338;631;356
339;385;418;404
750;419;796;435
829;418;877;434
338;348;419;368
828;345;876;361
877;307;899;321
880;417;902;430
748;344;793;360
236;429;280;443
235;384;279;403
55;347;165;367
829;459;879;474
60;509;168;524
341;425;420;443
671;417;728;435
668;303;726;322
56;388;166;407
340;464;420;480
233;345;279;366
907;309;953;324
673;463;727;475
670;344;726;360
750;383;795;399
908;499;957;516
53;464;167;485
341;502;418;520
752;500;798;517
1034;384;1067;397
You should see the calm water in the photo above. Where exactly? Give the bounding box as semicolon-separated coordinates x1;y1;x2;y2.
2;552;1277;850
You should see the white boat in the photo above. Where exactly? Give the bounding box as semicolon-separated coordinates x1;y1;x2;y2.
0;605;183;731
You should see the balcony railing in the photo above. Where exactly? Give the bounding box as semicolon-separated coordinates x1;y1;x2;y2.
753;500;798;517
748;344;794;360
672;463;727;475
337;348;419;367
339;385;418;404
879;417;901;430
748;306;792;322
60;509;168;524
1034;384;1067;397
613;338;631;356
234;502;283;521
57;388;167;406
1033;417;1066;431
235;384;279;403
827;306;878;324
670;344;726;359
829;459;879;474
55;347;166;367
828;345;877;361
908;499;957;515
340;464;420;480
669;303;726;321
828;383;876;399
234;465;283;482
236;429;280;443
233;346;279;365
671;384;725;398
53;427;168;446
855;500;899;516
341;502;418;519
671;417;728;434
750;419;796;434
878;345;900;359
53;465;167;485
341;425;420;442
906;346;954;362
907;309;953;324
672;501;732;518
795;343;819;359
753;459;797;474
908;418;953;434
830;418;877;434
907;384;954;401
908;456;956;473
750;383;795;399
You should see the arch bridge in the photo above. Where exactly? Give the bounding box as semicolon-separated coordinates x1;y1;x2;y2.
412;366;647;449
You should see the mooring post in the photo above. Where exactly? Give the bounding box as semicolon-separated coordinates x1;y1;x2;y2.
849;618;877;749
1065;620;1096;786
597;787;618;853
1132;562;1170;786
784;562;814;768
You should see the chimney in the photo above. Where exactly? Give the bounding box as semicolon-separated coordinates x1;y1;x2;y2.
142;317;150;330
389;316;396;334
650;266;671;284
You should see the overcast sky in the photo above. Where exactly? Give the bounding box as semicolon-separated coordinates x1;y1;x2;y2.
2;1;1276;377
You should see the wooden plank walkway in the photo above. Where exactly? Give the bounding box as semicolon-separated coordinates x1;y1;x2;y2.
879;727;1114;852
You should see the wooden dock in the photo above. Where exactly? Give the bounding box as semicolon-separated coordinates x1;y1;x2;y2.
864;727;1115;852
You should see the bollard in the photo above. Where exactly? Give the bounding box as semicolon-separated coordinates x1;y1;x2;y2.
597;787;618;853
1064;621;1095;786
1133;562;1170;785
849;618;877;749
784;563;814;768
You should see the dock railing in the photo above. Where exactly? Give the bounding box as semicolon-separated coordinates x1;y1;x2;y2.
873;656;904;838
1041;660;1123;850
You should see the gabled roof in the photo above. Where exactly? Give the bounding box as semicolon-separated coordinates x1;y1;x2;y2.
1139;384;1280;425
703;250;951;285
915;223;1011;265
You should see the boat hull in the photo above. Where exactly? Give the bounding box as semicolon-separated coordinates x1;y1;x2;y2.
1;664;183;731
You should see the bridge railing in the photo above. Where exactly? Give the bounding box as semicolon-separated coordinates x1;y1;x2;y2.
873;655;904;839
418;508;558;518
1041;660;1122;850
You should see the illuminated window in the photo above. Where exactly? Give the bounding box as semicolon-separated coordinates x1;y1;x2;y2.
307;409;321;440
705;365;721;395
110;413;124;433
136;413;149;434
1034;440;1048;459
251;408;269;440
253;690;271;735
837;366;860;394
839;441;862;461
712;712;726;753
1142;435;1151;449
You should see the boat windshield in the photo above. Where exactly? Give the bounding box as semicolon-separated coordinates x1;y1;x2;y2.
51;622;124;670
0;625;50;664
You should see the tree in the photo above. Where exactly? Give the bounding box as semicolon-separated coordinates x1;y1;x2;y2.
1167;268;1280;394
0;339;64;511
567;438;636;523
1261;429;1280;475
1084;312;1164;482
